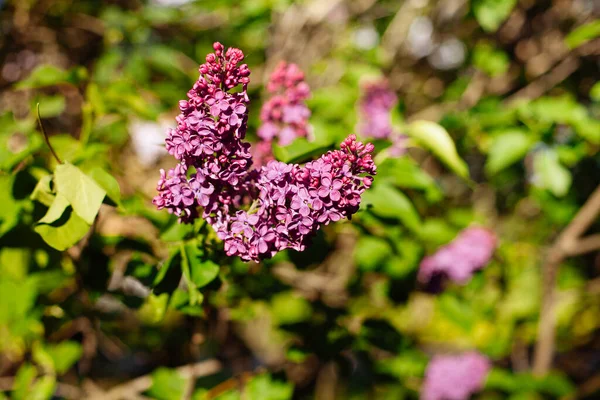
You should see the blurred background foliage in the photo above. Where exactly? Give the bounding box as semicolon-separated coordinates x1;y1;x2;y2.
0;0;599;399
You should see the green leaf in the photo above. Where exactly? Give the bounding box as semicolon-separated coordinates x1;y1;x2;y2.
138;293;170;324
12;363;37;400
169;289;204;317
16;65;87;89
519;95;600;143
146;368;186;400
271;292;312;325
0;129;42;170
0;279;37;325
533;149;572;197
35;95;66;118
30;175;55;207
34;207;91;251
377;157;442;201
273;137;333;164
485;129;533;175
29;375;56;400
354;236;393;271
406;120;469;178
565;20;600;49
245;374;293;400
87;167;121;207
590;82;600;102
362;183;421;233
37;194;70;224
32;342;56;374
186;244;219;288
54;162;106;224
486;368;575;396
472;0;517;32
160;221;194;242
0;175;21;237
473;42;510;77
153;251;182;294
45;341;83;375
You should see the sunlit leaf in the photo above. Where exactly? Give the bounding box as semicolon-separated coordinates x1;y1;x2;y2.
54;162;106;224
16;65;87;89
533;149;572;197
565;20;600;49
473;42;509;77
271;292;312;325
29;375;56;400
12;363;37;400
406;120;469;178
362;183;421;233
30;175;55;207
34;207;90;251
146;368;186;400
87;167;122;207
485;129;533;175
37;194;70;225
45;341;83;375
245;374;293;400
472;0;517;32
273;137;333;164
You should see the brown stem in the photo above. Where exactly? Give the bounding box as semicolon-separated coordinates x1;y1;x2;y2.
533;185;600;376
87;359;221;400
36;103;62;164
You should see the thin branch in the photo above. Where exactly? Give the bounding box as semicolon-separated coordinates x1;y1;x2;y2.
36;103;62;164
565;233;600;257
505;55;580;105
533;184;600;376
87;359;221;400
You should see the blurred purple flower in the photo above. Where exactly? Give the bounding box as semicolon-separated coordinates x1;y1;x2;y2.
257;61;312;148
418;227;497;285
357;79;408;156
422;352;491;400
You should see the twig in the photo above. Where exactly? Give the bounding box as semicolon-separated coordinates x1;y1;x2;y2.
533;185;600;376
36;103;62;164
505;55;580;105
314;362;338;400
88;359;221;400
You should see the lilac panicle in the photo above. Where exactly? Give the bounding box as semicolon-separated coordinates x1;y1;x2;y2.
422;352;491;400
258;61;312;147
153;43;376;262
418;227;497;285
357;79;407;156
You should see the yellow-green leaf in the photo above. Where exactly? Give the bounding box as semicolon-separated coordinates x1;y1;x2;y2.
407;120;469;178
54;162;106;224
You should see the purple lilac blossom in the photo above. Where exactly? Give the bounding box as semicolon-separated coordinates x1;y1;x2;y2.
422;352;491;400
257;61;312;147
357;79;407;156
153;43;376;262
418;227;497;285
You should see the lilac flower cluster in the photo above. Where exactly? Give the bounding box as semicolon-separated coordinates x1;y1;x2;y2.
153;43;376;262
154;42;254;225
418;227;497;285
421;352;491;400
357;79;407;156
220;136;375;261
257;61;312;146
